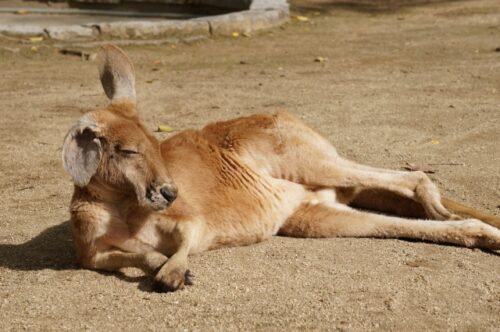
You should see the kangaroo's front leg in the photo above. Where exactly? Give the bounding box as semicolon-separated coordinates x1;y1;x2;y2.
153;220;200;292
72;214;169;276
91;250;168;275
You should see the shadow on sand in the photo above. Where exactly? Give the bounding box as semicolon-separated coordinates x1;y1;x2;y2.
0;220;162;292
0;220;76;271
290;0;465;13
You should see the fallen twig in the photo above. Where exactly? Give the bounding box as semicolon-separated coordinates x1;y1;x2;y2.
403;163;435;173
18;186;34;191
427;162;465;166
58;48;96;61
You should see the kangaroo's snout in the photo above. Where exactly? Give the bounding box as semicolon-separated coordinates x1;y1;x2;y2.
160;186;177;204
145;183;177;210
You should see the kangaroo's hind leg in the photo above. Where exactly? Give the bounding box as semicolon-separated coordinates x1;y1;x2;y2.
279;203;500;249
268;112;456;220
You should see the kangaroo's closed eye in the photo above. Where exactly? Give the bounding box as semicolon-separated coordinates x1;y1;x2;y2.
116;146;139;155
121;149;138;154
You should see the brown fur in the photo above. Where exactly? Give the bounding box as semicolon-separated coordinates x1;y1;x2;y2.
62;45;500;292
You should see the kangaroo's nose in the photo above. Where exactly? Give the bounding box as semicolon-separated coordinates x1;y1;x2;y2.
160;186;177;203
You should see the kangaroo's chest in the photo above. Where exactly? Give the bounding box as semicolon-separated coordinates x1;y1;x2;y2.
157;133;342;250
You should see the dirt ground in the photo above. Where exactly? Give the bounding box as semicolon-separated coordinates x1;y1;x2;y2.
0;0;499;330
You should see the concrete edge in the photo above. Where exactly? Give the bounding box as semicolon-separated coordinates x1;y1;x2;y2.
205;7;289;36
0;5;289;41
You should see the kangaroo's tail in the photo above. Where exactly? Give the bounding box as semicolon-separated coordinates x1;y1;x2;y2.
442;197;500;229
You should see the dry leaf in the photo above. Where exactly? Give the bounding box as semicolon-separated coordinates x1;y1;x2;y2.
403;163;436;174
231;32;240;38
295;15;309;22
16;9;28;15
242;32;251;38
431;139;440;145
30;46;38;52
314;57;327;63
157;125;174;133
29;36;43;43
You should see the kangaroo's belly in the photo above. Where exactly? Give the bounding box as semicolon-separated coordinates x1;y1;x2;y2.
200;180;343;251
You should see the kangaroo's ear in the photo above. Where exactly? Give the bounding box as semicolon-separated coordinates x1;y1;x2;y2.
62;115;102;187
97;44;136;104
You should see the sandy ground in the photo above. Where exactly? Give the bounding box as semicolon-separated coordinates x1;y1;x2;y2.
0;0;499;330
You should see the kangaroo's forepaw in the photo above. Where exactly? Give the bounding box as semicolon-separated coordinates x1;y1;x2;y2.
153;268;193;293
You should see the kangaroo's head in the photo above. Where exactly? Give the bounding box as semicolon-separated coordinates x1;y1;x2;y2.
62;45;177;210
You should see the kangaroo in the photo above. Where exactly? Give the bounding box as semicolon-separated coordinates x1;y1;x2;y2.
62;45;500;292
